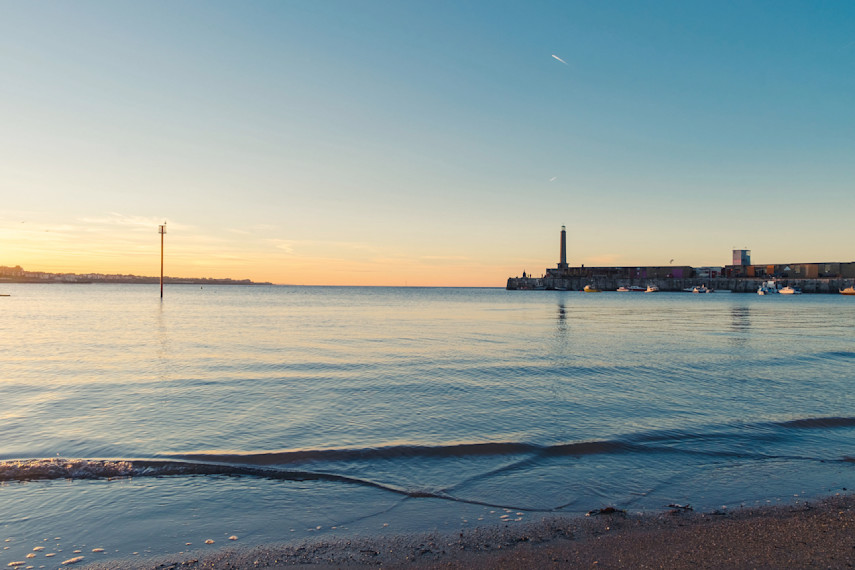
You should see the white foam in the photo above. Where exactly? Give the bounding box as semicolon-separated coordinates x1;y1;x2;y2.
0;459;134;481
60;557;84;565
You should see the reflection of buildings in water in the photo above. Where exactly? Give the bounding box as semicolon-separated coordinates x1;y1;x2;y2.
730;306;751;332
729;305;751;347
556;301;567;334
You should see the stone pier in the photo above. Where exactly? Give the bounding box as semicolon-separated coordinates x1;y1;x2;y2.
506;276;853;293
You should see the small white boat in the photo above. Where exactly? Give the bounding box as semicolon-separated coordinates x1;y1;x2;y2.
691;285;713;294
645;284;659;293
757;280;779;295
778;286;801;295
629;285;646;292
616;286;630;292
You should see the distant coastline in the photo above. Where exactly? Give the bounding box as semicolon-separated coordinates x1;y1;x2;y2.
0;265;271;286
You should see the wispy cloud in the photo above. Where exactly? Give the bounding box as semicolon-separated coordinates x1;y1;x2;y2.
265;238;376;256
79;213;176;229
551;54;568;65
271;240;296;254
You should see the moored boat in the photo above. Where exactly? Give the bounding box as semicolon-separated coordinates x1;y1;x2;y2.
645;284;659;293
583;285;601;293
616;286;630;292
840;286;855;295
757;280;779;295
779;286;801;295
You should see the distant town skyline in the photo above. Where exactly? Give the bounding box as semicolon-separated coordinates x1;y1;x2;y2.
0;264;269;285
2;1;853;286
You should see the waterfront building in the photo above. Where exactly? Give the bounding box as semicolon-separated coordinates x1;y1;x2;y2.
732;249;751;266
508;227;855;292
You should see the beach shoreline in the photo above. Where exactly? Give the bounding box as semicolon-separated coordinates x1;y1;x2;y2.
88;493;855;569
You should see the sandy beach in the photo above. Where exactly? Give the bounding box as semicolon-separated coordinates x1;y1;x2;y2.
90;494;855;569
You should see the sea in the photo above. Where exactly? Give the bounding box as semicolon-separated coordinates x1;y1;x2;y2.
2;284;854;566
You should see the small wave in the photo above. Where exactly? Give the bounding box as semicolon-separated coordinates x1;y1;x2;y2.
777;417;855;429
0;458;413;494
817;350;855;360
0;458;136;481
175;442;541;466
0;438;637;484
0;439;666;485
176;439;653;466
7;416;851;484
0;458;468;504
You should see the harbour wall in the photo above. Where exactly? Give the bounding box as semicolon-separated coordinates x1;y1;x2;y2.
506;276;854;293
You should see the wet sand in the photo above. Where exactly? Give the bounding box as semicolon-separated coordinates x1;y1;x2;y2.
95;494;855;569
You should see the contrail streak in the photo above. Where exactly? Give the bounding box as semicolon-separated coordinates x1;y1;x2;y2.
551;54;568;65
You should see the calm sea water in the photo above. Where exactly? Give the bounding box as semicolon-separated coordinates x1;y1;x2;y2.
2;284;854;565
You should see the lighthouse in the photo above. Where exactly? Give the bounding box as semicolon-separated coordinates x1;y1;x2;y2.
558;225;568;270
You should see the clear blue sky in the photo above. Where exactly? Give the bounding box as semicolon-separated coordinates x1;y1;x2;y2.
1;1;853;285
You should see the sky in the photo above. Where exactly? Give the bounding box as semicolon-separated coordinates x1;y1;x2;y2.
1;1;853;286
